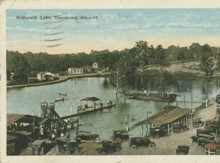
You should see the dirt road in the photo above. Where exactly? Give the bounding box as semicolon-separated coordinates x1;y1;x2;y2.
45;100;218;155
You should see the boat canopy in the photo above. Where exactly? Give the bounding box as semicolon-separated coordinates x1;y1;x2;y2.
80;97;100;102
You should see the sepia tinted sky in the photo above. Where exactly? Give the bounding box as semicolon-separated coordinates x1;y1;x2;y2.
6;9;220;54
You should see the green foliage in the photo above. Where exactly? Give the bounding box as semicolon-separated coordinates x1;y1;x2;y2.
6;41;220;86
200;44;214;80
156;71;179;92
7;51;30;84
154;45;167;66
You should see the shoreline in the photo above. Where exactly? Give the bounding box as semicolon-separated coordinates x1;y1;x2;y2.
7;73;110;89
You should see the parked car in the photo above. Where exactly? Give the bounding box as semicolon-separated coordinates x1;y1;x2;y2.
196;128;213;135
96;140;122;155
76;131;100;142
173;122;189;133
176;145;190;155
192;118;205;128
190;133;215;143
55;137;80;154
216;94;220;103
149;127;168;138
197;137;215;152
129;137;156;150
32;139;55;155
112;130;129;142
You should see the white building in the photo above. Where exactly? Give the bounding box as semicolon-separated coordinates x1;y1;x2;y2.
37;72;55;81
92;62;99;69
68;67;84;75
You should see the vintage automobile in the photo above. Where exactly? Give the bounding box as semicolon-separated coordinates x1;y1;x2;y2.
129;137;156;150
192;118;205;128
176;145;190;155
189;133;215;143
172;122;189;133
149;127;168;138
96;140;122;155
197;137;215;152
32;139;55;155
76;131;100;142
55;137;80;154
112;130;129;142
216;94;220;103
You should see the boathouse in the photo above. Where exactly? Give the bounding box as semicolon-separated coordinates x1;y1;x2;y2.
7;114;40;132
133;107;193;136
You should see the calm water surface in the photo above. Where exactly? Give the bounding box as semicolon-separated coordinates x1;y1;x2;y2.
7;77;220;139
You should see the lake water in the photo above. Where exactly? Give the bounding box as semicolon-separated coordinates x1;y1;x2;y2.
7;77;220;139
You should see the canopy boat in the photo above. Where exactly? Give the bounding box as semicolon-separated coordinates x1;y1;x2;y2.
124;91;177;102
77;96;115;115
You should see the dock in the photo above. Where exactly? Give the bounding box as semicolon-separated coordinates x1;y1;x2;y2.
61;103;116;120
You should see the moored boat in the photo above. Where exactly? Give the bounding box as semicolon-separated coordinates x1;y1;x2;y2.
55;97;64;102
124;91;177;102
59;92;67;96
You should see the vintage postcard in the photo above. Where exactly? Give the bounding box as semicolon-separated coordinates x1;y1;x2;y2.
1;0;220;163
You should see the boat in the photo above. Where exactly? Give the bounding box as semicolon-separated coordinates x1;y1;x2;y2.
77;96;116;115
59;92;67;96
55;97;64;102
123;91;177;102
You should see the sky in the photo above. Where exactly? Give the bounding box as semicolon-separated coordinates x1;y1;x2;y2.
6;9;220;54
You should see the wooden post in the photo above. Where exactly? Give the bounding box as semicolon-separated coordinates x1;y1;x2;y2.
126;114;129;132
32;117;35;134
142;125;144;136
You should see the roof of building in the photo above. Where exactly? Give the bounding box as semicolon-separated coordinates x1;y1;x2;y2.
148;107;192;124
7;114;40;126
68;67;83;70
133;107;192;127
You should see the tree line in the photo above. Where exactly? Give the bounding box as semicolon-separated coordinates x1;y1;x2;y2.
7;41;220;84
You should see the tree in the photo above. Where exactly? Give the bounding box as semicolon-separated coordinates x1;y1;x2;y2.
134;41;149;72
7;51;30;84
189;43;202;60
200;44;214;81
154;45;167;67
165;45;180;62
156;71;179;92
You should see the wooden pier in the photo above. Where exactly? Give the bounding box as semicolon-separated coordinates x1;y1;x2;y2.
61;103;116;120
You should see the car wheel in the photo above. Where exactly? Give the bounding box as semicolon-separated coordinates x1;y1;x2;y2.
131;145;138;150
33;149;40;155
155;135;160;139
55;145;60;153
198;146;204;152
101;151;107;155
116;138;122;143
116;146;122;152
148;143;155;149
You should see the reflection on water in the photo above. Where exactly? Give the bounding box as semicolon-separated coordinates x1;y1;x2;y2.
7;77;219;139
